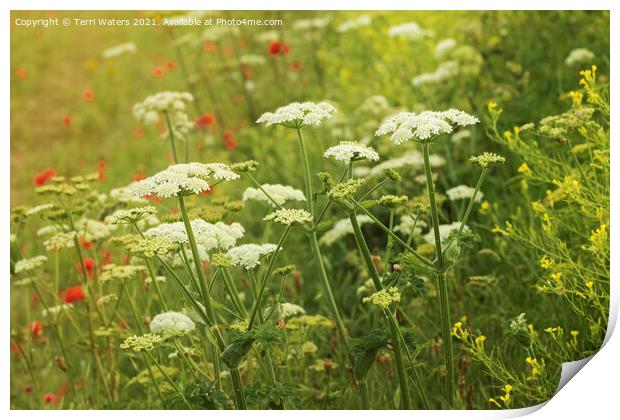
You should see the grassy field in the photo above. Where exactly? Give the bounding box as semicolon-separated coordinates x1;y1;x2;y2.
10;10;610;410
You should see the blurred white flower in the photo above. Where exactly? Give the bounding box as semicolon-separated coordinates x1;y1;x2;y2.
565;48;595;66
243;184;306;207
337;15;372;33
434;38;457;59
14;255;47;274
319;215;372;246
102;42;137;59
388;22;432;40
446;185;483;202
423;222;469;244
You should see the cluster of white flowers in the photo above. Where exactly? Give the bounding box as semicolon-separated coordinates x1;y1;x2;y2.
356;95;391;116
37;225;67;237
319;215;372;246
412;61;459;87
323;141;380;164
376;109;479;144
256;102;336;128
388;22;432;40
446;185;483;202
255;30;279;43
451;129;472;144
149;311;196;336
264;208;313;226
423;222;469;244
146;219;244;252
292;17;331;31
109;184;148;204
226;243;278;270
279;302;306;318
131;163;239;198
25;203;55;216
102;42;137;59
77;219;117;241
242;184;306;207
133;91;194;135
44;232;76;251
394;215;427;236
14;255;48;274
434;38;457;59
42;303;73;319
337;15;372;33
565;48;595;66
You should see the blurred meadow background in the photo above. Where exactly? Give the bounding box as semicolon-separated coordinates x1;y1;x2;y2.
10;10;610;410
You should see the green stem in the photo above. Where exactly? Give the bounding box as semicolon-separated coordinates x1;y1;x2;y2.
145;259;168;311
245;173;283;209
437;271;455;408
165;112;179;164
422;143;443;268
296;128;315;215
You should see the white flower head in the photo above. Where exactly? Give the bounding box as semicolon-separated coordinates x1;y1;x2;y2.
256;102;336;128
388;22;432;41
412;61;459;87
264;208;313;226
446;185;483;202
149;311;195;336
226;243;278;270
102;42;137;59
279;302;306;318
337;15;372;33
14;256;48;274
146;219;244;252
292;17;331;31
131;163;239;199
242;184;306;207
323;141;380;164
133;91;194;137
565;48;595;66
434;38;457;59
376;109;479;144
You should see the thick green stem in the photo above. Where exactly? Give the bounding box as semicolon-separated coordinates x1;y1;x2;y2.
422;143;443;267
437;272;455;408
165;112;179;164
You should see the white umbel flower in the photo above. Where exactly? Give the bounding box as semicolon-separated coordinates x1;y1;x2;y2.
394;215;427;236
388;22;431;40
131;163;239;198
109;184;149;204
565;48;595;66
446;185;483;202
292;17;331;31
256;102;336;128
242;184;306;207
319;215;372;246
423;222;469;244
77;219;117;241
14;256;48;274
376;109;479;144
412;61;459;87
279;302;306;318
337;15;372;33
323;141;380;164
149;311;195;336
146;220;244;251
434;38;457;59
226;244;278;270
264;208;313;225
102;42;137;59
133;91;194;136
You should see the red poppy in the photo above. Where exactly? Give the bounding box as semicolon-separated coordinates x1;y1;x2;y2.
243;66;253;79
268;41;290;56
82;88;94;102
144;194;163;204
201;185;215;196
97;160;107;182
43;393;59;404
16;68;28;79
152;66;165;78
195;113;215;128
79;236;93;250
63;115;73;126
60;285;85;303
75;257;95;278
223;130;239;150
290;61;302;73
33;168;57;186
134;127;145;138
203;42;218;54
165;60;176;70
29;321;43;338
132;170;145;182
